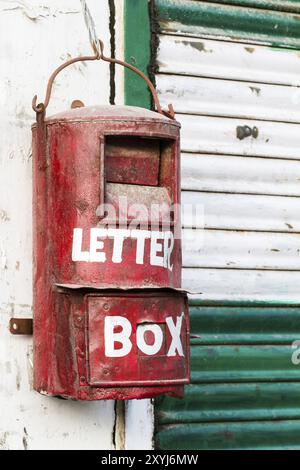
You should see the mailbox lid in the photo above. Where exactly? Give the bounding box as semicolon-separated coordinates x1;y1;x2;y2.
86;291;190;387
38;105;181;126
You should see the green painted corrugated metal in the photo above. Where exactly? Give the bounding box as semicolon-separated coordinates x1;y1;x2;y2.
155;419;300;450
157;383;300;423
204;0;300;13
156;0;300;48
189;303;300;345
155;302;300;450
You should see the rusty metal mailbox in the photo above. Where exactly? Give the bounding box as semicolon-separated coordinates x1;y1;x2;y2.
31;45;190;400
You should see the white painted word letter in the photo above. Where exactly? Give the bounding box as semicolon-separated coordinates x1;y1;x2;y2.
71;228;175;271
90;228;107;262
72;228;89;261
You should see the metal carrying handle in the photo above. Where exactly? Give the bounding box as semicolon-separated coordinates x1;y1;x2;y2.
32;39;174;119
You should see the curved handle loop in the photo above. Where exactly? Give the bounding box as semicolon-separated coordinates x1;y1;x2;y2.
32;40;175;119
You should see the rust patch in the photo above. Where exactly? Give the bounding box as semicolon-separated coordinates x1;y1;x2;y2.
182;40;212;53
224;430;235;441
22;427;28;450
74;199;89;213
10;318;33;335
0;210;10;222
113;401;125;450
71;100;85;109
0;432;9;450
15;359;21;391
249;86;261;96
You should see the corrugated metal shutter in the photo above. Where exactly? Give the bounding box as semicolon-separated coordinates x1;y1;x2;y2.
150;0;300;449
156;301;300;449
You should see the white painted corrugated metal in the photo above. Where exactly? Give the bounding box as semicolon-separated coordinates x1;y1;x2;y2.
183;230;300;269
157;74;300;122
180;115;300;159
182;192;300;231
183;268;300;301
156;33;300;300
157;36;300;85
181;154;300;196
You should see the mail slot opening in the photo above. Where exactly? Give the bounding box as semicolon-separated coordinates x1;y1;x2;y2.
105;135;160;186
103;135;177;225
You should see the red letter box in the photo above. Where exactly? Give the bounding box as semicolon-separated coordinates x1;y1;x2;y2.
31;48;189;400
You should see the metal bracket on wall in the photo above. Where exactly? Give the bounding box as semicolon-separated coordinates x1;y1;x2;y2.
9;318;33;335
236;125;259;140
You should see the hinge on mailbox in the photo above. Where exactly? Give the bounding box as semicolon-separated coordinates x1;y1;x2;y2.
9;318;33;335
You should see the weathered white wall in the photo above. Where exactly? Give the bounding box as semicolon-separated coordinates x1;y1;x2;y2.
0;0;116;450
125;399;154;450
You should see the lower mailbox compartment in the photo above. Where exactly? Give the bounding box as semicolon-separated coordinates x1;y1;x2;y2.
34;288;190;401
87;292;190;388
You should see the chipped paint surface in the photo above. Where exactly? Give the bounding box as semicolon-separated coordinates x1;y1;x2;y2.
0;0;81;19
156;0;300;48
125;399;154;450
0;0;115;450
